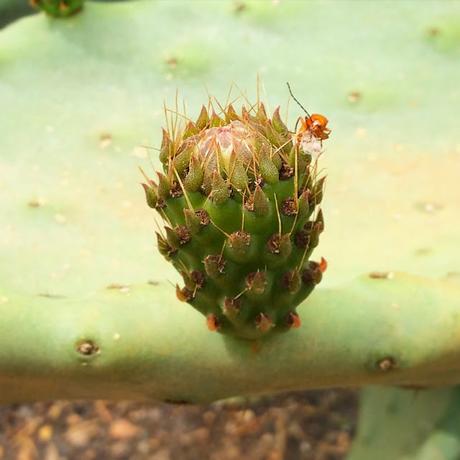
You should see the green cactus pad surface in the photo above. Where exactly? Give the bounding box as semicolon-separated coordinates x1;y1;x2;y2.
144;102;328;339
1;273;460;404
0;0;460;403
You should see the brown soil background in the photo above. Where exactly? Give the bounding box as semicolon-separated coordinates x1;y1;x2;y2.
0;390;357;460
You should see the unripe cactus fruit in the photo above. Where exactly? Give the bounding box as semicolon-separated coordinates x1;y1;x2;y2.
144;99;329;339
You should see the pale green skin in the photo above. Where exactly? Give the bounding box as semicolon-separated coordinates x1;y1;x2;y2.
1;1;460;458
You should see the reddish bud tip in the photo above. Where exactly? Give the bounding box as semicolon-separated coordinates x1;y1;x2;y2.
206;314;220;331
319;257;328;273
287;312;301;329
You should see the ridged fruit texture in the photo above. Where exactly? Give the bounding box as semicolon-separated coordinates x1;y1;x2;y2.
144;102;327;339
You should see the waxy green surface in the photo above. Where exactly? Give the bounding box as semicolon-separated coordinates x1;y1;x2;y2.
1;1;459;302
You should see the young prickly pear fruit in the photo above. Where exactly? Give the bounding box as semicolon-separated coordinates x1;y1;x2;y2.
144;98;329;340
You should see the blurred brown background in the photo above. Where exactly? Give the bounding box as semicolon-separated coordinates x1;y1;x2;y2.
0;390;357;459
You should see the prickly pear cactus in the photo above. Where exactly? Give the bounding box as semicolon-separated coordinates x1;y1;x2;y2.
1;0;460;429
144;102;327;338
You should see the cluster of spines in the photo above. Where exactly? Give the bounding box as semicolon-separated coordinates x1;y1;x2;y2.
143;101;326;339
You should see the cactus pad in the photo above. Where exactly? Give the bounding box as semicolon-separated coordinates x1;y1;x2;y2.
144;102;328;339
